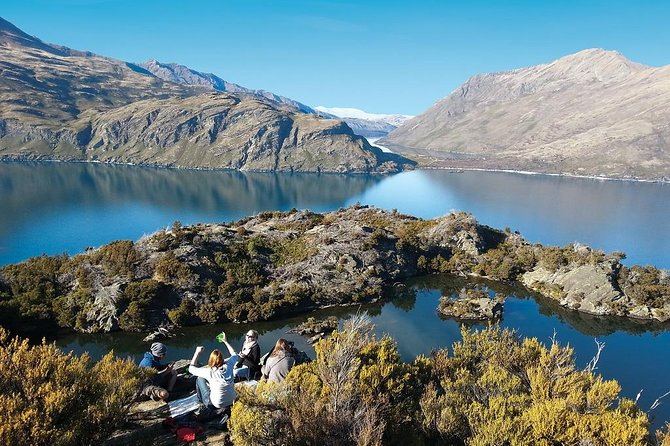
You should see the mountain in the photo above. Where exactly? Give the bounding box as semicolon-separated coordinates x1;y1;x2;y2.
316;106;413;138
139;59;317;113
381;49;670;181
0;17;413;173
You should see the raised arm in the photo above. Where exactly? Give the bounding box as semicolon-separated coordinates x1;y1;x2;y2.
216;332;236;357
221;339;236;357
190;346;205;366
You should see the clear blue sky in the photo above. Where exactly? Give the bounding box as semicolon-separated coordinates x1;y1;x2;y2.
3;0;669;115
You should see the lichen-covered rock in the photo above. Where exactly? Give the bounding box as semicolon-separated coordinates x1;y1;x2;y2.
84;283;122;332
521;260;626;316
438;288;505;320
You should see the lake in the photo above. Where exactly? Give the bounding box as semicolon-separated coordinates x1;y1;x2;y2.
0;162;668;268
2;161;669;426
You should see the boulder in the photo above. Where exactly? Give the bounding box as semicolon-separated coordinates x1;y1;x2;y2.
438;289;505;320
521;261;626;317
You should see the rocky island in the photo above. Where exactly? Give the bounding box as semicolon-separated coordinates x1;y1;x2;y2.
1;205;668;337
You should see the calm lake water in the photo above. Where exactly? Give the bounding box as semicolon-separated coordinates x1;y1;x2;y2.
2;161;669;425
0;162;667;268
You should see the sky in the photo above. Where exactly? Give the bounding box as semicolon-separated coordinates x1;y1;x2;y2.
3;0;670;115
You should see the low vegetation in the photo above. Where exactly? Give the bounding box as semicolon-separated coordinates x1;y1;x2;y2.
230;314;654;446
0;327;147;446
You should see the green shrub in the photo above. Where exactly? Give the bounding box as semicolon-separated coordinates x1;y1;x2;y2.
117;279;164;331
154;252;192;287
618;265;670;308
0;255;69;321
52;287;92;329
167;298;198;326
91;240;140;277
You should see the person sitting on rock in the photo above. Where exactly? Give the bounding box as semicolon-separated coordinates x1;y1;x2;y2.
138;342;177;401
188;333;239;421
235;329;261;380
262;338;295;384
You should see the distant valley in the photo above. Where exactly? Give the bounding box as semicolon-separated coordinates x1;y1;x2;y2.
0;17;413;173
315;106;413;138
381;49;670;181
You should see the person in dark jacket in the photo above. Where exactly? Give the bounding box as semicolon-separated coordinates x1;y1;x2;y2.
138;342;177;401
235;330;261;379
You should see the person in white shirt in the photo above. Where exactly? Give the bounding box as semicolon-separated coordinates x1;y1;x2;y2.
188;333;239;414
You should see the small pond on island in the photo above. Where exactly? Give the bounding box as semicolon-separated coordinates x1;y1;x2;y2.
1;161;669;428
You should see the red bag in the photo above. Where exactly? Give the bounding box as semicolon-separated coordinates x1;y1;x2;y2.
175;426;204;443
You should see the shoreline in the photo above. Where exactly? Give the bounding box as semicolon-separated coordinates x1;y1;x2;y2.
1;156;668;184
425;165;670;185
0;155;403;176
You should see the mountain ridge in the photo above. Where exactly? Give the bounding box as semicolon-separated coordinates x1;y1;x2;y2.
139;59;317;113
382;48;670;181
0;17;413;173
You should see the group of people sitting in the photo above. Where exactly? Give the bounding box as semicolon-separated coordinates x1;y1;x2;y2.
138;330;297;420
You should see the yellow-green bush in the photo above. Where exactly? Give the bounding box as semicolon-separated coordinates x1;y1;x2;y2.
230;314;428;446
420;326;650;446
231;318;651;446
0;327;146;446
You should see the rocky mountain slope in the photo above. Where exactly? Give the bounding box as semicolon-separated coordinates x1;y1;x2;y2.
139;59;317;113
0;17;412;173
316;106;413;138
381;49;670;181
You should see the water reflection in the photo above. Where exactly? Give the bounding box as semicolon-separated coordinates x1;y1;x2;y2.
1;162;668;268
0;162;382;265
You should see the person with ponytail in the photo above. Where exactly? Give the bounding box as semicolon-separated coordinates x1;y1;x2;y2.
189;333;239;418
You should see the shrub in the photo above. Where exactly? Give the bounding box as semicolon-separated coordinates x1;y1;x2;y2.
117;279;165;331
0;255;68;321
420;325;649;445
154;252;192;287
52;287;92;329
167;298;198;326
230;313;427;446
266;236;316;266
231;319;650;446
91;240;140;277
0;327;146;446
617;265;670;308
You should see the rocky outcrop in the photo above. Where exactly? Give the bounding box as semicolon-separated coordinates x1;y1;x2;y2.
522;260;670;322
1;206;668;335
289;316;338;343
85;283;122;333
381;49;670;181
521;261;622;315
0;17;414;173
438;288;504;320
